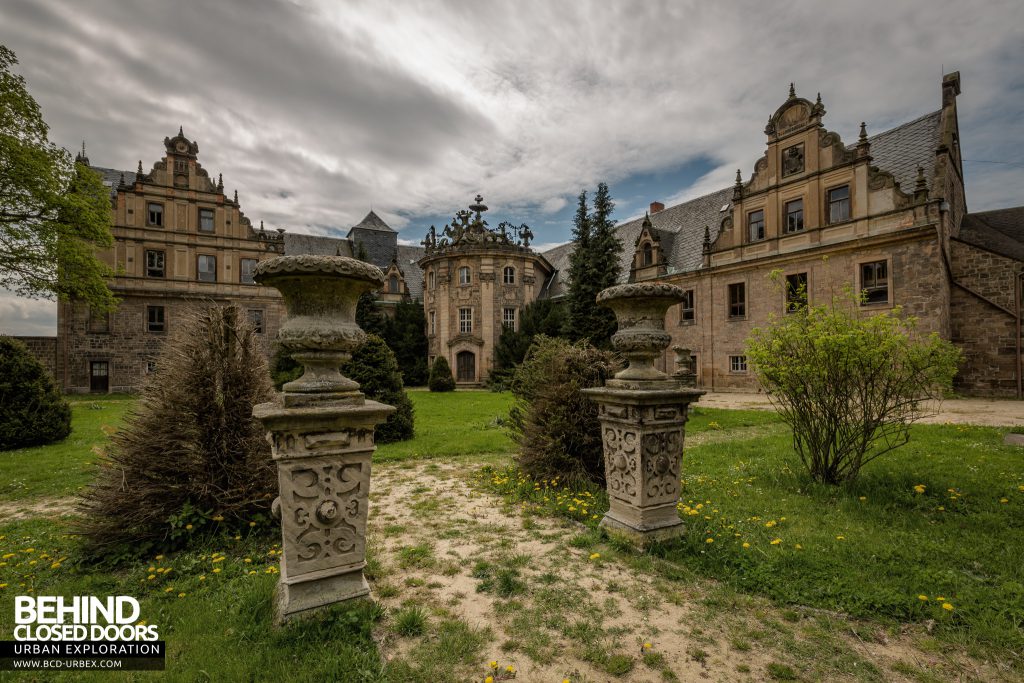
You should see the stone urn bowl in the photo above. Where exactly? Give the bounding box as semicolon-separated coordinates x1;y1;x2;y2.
253;255;384;399
597;282;686;383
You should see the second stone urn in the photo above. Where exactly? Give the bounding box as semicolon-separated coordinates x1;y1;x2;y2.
583;282;703;547
251;255;395;624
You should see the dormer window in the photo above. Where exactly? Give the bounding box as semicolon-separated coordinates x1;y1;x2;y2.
389;275;400;294
748;209;765;242
459;266;471;285
503;266;516;285
642;243;654;266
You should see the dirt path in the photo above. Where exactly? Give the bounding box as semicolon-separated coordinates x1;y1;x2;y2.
0;497;77;521
699;391;1023;427
368;460;1008;682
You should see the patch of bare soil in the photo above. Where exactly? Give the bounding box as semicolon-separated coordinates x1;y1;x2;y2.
0;497;77;521
368;460;1011;682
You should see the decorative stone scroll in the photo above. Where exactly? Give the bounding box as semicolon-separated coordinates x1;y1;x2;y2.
252;255;394;623
583;283;703;547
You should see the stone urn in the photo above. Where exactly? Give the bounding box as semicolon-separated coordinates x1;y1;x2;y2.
254;254;385;405
598;282;686;386
251;255;395;623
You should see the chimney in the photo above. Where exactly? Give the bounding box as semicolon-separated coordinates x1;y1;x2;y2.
649;201;665;214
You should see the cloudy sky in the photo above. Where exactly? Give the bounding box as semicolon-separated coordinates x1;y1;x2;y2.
2;0;1023;334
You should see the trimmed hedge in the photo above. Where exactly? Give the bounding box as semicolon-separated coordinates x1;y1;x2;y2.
428;356;456;392
0;336;71;450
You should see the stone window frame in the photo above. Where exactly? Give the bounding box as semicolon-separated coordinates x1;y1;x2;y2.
247;308;265;334
458;266;471;286
729;355;748;373
147;201;164;227
146;305;165;333
428;270;435;290
502;307;517;331
784;271;809;313
459;307;473;334
826;184;851;225
747;209;765;243
145;249;166;278
856;255;893;308
429;310;436;336
239;258;258;285
197;254;217;282
503;266;516;285
727;281;746;320
87;307;110;334
388;275;401;294
198;207;216;233
679;289;695;325
146;360;158;374
783;197;805;234
641;242;654;266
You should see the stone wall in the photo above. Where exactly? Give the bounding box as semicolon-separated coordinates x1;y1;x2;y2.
949;240;1022;397
13;336;58;380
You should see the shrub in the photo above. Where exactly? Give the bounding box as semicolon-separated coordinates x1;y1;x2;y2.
0;336;71;449
747;286;960;484
269;342;302;390
428;356;455;392
508;335;620;486
76;306;275;557
341;335;414;443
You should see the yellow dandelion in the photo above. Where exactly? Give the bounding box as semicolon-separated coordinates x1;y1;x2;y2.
0;584;7;589
234;535;242;540
213;557;225;563
742;542;750;548
249;522;257;527
148;566;155;572
936;596;945;601
50;562;60;569
199;575;206;581
836;535;845;540
506;665;515;673
1;554;13;560
589;553;600;560
485;678;494;683
858;496;866;501
23;548;34;553
913;485;926;494
770;538;781;545
213;515;224;521
163;587;173;593
942;603;954;611
155;555;163;560
794;544;803;550
918;595;928;601
705;538;714;544
177;592;186;598
999;498;1008;504
213;568;222;574
643;642;652;650
147;574;156;581
489;660;498;669
185;524;193;530
244;558;252;564
248;570;257;575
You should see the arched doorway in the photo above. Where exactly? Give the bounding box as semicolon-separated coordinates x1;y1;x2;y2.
456;351;475;383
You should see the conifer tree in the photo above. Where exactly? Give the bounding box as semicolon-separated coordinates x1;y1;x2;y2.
341;335;414;443
565;184;622;347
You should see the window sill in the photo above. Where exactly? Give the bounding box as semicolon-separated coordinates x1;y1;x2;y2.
727;315;747;322
679;319;696;326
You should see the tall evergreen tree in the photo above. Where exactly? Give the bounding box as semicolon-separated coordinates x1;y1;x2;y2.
564;184;622;347
387;298;428;386
565;189;593;342
492;298;567;384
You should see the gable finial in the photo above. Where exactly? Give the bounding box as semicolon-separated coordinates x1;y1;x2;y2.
217;173;224;191
234;189;238;204
859;121;868;143
178;125;184;137
137;159;143;175
702;224;712;253
734;169;742;186
789;82;796;99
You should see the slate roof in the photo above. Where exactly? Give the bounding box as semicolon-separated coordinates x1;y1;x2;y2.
349;210;395;233
397;244;426;300
860;110;942;193
90;166;137;197
283;232;353;257
958;207;1024;261
540;111;946;298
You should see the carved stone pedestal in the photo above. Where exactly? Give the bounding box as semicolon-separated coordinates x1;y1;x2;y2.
583;386;702;546
251;254;394;624
582;282;703;547
253;402;393;622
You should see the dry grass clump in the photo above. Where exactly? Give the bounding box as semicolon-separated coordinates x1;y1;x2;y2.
76;306;275;558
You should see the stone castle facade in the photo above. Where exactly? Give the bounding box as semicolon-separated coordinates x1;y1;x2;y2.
21;72;1022;396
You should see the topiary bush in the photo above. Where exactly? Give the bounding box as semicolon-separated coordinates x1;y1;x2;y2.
75;306;275;558
428;356;456;392
341;334;414;443
508;335;621;487
0;336;71;450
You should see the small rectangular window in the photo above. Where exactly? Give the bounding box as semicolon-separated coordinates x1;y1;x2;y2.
860;260;888;305
145;250;165;278
786;272;808;312
748;209;765;242
428;271;435;289
503;267;516;285
828;185;850;224
728;283;746;319
87;308;109;334
680;289;695;323
198;255;216;282
147;202;163;227
199;208;215;233
247;309;264;333
784;199;804;233
240;258;258;285
429;310;436;335
730;355;748;373
147;305;165;333
146;360;157;374
459;307;472;334
503;307;517;331
459;267;471;285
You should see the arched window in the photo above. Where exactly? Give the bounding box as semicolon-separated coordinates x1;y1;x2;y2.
642;242;654;266
389;275;400;294
503;266;515;285
459;266;471;285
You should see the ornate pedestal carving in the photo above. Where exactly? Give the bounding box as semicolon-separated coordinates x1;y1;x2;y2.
252;255;394;623
583;283;703;547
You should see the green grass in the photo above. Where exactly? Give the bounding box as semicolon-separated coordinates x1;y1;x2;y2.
0;394;133;501
484;415;1024;664
375;391;513;462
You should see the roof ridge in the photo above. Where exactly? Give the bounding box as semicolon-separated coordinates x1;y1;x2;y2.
866;109;942;142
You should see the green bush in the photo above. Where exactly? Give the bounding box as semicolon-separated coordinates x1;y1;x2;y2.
342;335;414;443
428;356;456;392
747;284;961;484
76;306;275;558
508;335;620;486
269;342;302;390
0;336;71;450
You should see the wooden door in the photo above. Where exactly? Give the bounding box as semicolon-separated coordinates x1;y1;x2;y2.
456;351;475;383
90;361;109;393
